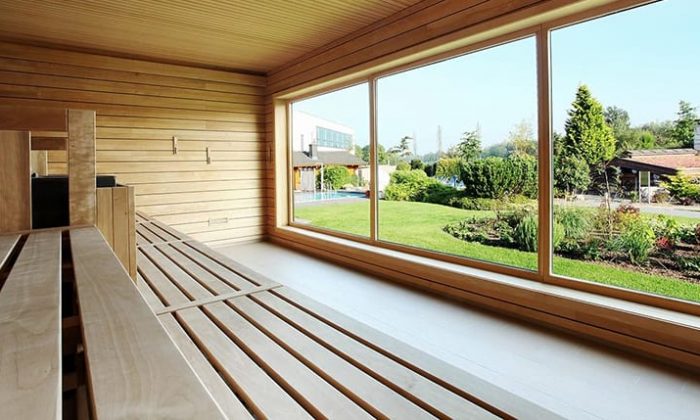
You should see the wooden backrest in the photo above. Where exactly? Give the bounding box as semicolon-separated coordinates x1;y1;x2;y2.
0;105;96;232
0;131;31;232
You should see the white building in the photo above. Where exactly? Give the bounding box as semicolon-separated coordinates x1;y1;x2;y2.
292;111;356;153
291;111;367;191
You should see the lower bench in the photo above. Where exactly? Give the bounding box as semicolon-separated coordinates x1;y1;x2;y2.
0;226;225;419
135;216;559;419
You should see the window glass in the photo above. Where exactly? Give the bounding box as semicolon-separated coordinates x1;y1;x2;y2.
290;83;371;237
551;0;700;302
376;37;538;270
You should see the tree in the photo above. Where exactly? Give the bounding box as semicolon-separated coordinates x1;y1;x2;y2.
641;120;676;148
554;154;591;198
361;144;391;164
604;106;630;134
482;141;509;158
435;157;462;180
672;100;698;148
563;85;616;166
454;130;482;162
316;165;350;190
354;145;365;161
389;136;413;157
410;159;424;170
506;121;537;157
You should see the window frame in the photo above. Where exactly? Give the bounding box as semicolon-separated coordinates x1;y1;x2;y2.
281;0;700;318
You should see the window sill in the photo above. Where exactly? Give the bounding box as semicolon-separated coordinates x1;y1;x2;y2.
271;225;700;372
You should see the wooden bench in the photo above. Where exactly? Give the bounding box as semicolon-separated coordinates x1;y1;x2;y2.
135;214;558;419
0;226;224;419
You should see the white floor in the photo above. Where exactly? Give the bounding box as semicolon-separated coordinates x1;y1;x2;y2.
217;241;700;420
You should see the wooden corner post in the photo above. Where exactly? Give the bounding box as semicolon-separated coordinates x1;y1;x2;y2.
68;109;97;226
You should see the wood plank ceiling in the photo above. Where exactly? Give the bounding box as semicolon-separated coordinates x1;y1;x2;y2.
0;0;423;73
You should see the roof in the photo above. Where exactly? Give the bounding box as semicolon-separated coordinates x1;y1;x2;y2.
292;151;366;168
614;148;700;176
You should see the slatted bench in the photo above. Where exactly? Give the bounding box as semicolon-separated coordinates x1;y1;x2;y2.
0;226;224;419
135;214;558;419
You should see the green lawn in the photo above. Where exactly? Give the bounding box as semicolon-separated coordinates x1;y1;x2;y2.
295;200;700;303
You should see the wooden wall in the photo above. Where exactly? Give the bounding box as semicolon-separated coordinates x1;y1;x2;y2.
0;41;268;245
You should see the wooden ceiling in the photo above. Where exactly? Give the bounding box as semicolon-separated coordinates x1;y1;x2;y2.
0;0;422;74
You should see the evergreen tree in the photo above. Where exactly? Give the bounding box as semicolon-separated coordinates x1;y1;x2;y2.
455;129;482;162
672;100;698;148
563;85;616;166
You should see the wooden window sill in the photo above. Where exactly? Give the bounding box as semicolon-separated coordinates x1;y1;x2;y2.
271;225;700;372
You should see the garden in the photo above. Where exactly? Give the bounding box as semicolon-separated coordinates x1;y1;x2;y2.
295;86;700;303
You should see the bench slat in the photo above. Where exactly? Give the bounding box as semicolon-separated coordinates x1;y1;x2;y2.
138;249;310;419
136;268;255;419
0;234;20;267
151;244;437;419
142;245;376;419
0;231;61;420
275;287;559;419
70;227;224;419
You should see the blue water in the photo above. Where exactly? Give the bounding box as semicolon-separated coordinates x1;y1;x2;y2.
295;191;366;203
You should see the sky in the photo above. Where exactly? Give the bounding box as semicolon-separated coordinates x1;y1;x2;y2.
292;0;700;156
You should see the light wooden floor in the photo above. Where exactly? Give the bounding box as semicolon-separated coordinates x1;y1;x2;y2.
218;240;700;420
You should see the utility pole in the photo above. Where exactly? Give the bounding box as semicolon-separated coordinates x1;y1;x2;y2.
437;125;442;156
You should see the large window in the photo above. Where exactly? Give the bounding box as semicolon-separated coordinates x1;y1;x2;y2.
376;37;538;271
290;83;370;238
287;0;700;305
550;0;700;303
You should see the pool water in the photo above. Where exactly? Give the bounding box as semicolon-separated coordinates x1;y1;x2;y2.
295;190;366;203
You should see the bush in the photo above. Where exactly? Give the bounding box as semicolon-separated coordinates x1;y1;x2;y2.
460;156;537;199
613;217;655;264
317;165;351;190
419;182;459;205
662;175;700;204
554;207;591;241
652;189;671;204
461;156;537;199
650;216;682;248
512;213;538;252
410;159;425;170
396;161;411;171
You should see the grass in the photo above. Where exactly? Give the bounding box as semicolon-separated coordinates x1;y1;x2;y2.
295;200;700;303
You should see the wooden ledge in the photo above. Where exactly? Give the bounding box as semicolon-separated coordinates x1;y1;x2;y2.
271;226;700;373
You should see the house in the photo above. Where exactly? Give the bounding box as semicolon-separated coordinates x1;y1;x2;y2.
0;1;699;419
613;124;700;193
291;112;367;191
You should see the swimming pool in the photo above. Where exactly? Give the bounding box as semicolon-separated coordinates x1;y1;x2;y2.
295;190;367;203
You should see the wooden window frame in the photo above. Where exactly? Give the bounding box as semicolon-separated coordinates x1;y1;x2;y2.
273;0;700;370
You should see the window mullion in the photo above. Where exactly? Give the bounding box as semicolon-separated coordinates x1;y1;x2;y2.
369;78;378;242
536;28;552;281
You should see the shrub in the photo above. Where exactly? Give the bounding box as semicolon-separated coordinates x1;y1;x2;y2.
554;207;591;241
419;182;459;205
317;165;350;190
614;217;655;264
460;156;537;199
652;189;671;204
662;175;700;204
396;161;411;171
384;169;457;204
512;213;538;252
650;216;682;247
410;159;425;170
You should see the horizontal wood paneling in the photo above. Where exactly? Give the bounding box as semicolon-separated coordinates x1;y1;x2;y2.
0;2;421;73
0;42;267;243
